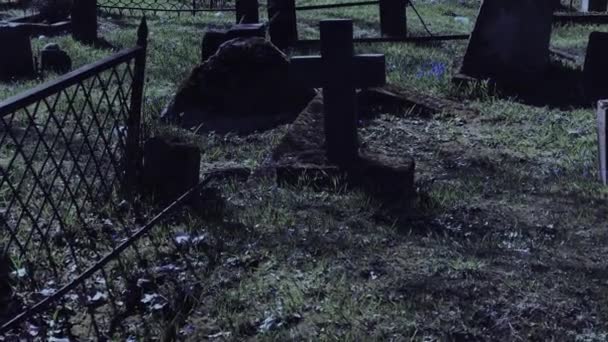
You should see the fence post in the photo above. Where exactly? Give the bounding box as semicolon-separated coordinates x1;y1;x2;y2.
379;0;407;37
72;0;98;43
598;100;608;185
126;17;148;196
268;0;297;50
236;0;259;23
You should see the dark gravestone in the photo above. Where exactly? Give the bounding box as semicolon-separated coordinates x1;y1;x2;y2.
582;0;608;12
459;0;553;86
267;0;297;50
379;0;407;37
143;137;201;203
0;25;35;81
201;24;265;62
598;100;608;185
236;0;259;23
72;0;97;43
40;43;72;74
583;32;608;102
167;37;315;132
290;19;385;164
201;30;228;61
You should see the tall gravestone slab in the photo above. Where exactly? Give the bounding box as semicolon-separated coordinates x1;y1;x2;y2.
583;32;608;102
0;24;35;81
459;0;553;86
582;0;608;12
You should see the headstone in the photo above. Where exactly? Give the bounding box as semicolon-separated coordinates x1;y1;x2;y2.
379;0;407;37
166;37;315;132
267;0;297;50
143;137;201;203
0;24;35;81
201;30;228;62
583;32;608;102
289;19;385;164
71;0;97;43
582;0;608;12
598;100;608;185
459;0;553;86
236;0;259;23
201;24;265;62
40;43;72;74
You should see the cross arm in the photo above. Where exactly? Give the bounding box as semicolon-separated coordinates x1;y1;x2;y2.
289;56;323;88
353;54;386;88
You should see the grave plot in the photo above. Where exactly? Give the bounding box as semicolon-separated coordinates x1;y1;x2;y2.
3;0;608;340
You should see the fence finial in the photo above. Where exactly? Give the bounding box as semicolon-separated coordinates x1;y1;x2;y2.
137;16;148;47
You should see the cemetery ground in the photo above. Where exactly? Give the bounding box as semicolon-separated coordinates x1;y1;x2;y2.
3;0;608;340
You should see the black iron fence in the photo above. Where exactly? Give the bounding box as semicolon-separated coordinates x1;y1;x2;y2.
0;17;180;340
98;0;236;16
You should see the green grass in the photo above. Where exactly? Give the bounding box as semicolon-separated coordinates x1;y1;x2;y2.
2;0;608;340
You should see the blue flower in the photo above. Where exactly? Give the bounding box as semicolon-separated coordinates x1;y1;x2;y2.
416;61;447;79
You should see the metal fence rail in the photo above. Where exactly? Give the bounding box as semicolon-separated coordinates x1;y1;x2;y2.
98;0;235;16
0;17;150;340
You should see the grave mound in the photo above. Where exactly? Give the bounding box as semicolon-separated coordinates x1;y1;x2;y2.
162;37;315;133
270;94;416;203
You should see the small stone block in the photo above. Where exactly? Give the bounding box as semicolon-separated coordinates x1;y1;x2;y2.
143;137;201;203
41;43;72;74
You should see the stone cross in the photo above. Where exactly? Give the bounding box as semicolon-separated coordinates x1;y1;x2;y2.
598;100;608;185
290;19;385;164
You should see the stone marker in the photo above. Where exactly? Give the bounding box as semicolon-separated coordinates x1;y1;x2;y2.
40;43;72;74
236;0;259;23
459;0;553;86
582;0;608;12
583;32;608;102
72;0;97;44
143;137;201;203
0;24;35;81
267;0;297;50
598;100;608;185
201;24;265;62
289;19;385;164
167;37;315;132
201;30;228;61
379;0;407;37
